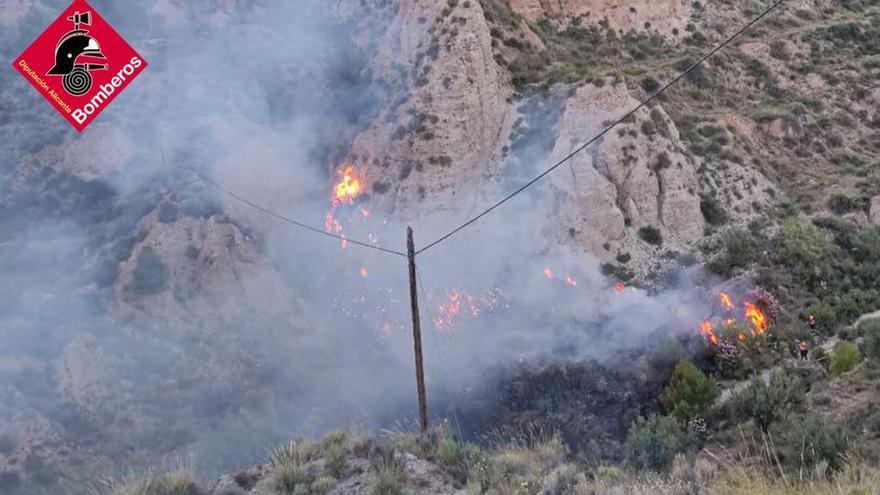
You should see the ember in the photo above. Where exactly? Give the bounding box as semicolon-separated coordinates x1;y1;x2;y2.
430;287;504;330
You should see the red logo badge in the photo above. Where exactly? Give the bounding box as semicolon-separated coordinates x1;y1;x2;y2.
11;0;148;132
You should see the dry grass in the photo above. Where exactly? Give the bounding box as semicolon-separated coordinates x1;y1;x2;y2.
87;468;201;495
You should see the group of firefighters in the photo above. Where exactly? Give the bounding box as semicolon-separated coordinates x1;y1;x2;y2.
766;314;815;360
798;314;817;360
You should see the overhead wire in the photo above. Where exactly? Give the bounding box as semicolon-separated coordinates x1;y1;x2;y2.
190;168;408;258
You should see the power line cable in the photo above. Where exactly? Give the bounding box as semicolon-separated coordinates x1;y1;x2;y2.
190;169;408;258
415;0;788;256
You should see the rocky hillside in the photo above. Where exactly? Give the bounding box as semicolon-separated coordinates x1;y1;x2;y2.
332;0;879;278
0;0;879;493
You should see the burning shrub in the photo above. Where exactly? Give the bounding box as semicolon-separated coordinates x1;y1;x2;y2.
746;287;781;329
661;361;719;422
829;342;861;376
624;415;693;471
728;370;803;431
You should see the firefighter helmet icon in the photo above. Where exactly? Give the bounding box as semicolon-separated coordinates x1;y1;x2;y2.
47;10;107;96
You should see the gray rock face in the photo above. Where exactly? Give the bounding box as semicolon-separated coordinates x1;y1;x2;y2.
546;82;704;266
346;0;516;217
114;199;308;337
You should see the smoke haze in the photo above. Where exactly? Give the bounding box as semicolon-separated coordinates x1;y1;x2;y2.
0;0;715;489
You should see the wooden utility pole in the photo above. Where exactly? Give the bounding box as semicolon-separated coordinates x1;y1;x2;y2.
407;227;428;438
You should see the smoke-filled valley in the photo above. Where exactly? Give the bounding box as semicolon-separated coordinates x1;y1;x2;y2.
2;0;880;494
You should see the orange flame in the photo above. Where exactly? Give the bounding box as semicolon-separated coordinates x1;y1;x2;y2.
565;275;577;287
744;301;768;333
701;320;718;345
614;282;626;292
333;165;363;206
359;267;369;278
544;267;554;279
719;292;734;311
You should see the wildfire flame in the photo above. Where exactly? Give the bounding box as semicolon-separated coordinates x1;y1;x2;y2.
719;292;734;311
359;267;369;278
614;283;626;292
333;165;363;206
701;320;719;345
565;275;577;287
544;267;554;279
698;291;774;348
325;164;369;249
744;301;768;333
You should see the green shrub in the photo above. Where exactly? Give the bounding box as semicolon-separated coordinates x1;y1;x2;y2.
128;247;170;295
322;431;347;450
270;440;320;468
805;290;880;333
862;318;880;362
111;471;204;495
638;226;663;246
700;196;728;226
829;342;861;375
828;194;868;215
434;434;480;484
777;218;833;268
661;361;719;421
325;443;348;478
708;229;758;277
369;454;406;495
729;371;802;431
773;414;849;476
273;464;311;495
624;415;692;471
311;476;335;494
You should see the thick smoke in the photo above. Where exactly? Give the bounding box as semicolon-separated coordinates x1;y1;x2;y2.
0;0;716;489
